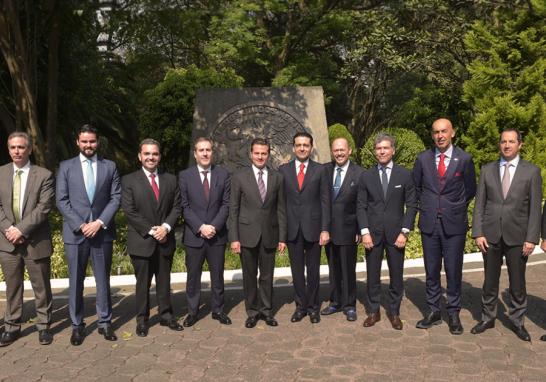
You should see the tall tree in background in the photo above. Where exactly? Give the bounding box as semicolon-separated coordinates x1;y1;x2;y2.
461;0;546;183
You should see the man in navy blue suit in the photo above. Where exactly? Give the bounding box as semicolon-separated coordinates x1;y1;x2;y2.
179;137;231;327
56;124;121;345
412;118;476;335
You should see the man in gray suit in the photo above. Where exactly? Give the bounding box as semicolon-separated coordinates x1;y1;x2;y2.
471;128;542;342
229;138;287;328
0;132;55;346
56;124;121;345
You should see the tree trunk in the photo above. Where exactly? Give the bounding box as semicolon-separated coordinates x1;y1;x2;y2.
45;0;60;169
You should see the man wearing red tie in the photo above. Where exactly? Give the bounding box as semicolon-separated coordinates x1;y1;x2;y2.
279;132;330;324
121;139;183;337
412;119;476;334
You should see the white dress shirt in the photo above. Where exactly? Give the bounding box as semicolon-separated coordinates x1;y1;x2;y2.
435;145;454;169
141;167;171;233
252;165;268;191
499;155;520;185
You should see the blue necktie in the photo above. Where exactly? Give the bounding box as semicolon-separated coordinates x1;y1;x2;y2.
333;167;342;199
85;159;95;203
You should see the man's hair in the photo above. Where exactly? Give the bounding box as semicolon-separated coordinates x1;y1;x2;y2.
500;128;522;143
7;131;32;148
139;138;161;152
250;137;270;153
293;132;313;146
78;124;99;137
374;132;396;149
193;136;214;150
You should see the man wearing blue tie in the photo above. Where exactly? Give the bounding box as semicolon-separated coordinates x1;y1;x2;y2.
56;124;121;345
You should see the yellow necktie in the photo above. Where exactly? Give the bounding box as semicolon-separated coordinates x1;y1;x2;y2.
12;169;23;223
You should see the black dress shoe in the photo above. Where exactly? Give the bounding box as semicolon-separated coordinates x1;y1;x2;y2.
38;329;53;345
309;312;320;324
470;320;495;334
245;316;258;328
513;325;531;342
0;331;20;347
345;309;357;322
212;312;232;325
291;310;307;323
70;327;85;346
183;314;198;327
263;315;278;327
160;318;184;331
136;323;148;337
416;311;442;329
320;305;341;315
448;313;463;335
98;326;117;341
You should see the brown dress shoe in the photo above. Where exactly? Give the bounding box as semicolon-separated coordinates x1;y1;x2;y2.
363;312;381;327
387;314;403;330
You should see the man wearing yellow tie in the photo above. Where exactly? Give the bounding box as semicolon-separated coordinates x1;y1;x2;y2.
0;132;55;346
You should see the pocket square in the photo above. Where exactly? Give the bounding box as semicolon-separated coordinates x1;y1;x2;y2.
350;181;355;187
395;185;402;188
455;172;462;177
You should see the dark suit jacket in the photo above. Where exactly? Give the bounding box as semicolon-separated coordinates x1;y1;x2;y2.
473;159;542;246
228;166;287;249
357;164;417;244
0;163;54;259
121;169;182;257
412;146;476;235
178;165;230;247
56;156;121;244
278;159;330;242
325;161;364;245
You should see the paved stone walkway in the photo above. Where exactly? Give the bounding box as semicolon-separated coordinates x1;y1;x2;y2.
2;254;546;381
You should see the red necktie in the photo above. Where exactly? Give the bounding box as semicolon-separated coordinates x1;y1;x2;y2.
297;163;305;191
202;170;210;202
150;173;159;201
438;153;446;177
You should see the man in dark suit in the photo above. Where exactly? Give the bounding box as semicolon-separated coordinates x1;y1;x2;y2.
471;129;541;342
357;133;417;330
56;124;121;345
229;138;287;328
412;118;476;335
279;132;330;324
322;137;364;321
179;137;231;327
0;132;55;346
122;138;183;337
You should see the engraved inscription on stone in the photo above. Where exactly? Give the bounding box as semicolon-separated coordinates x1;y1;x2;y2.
211;101;307;172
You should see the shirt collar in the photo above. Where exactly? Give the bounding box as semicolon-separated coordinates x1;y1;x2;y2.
13;161;31;172
142;167;158;178
197;164;211;173
500;155;520;167
296;159;309;168
377;161;393;171
252;164;267;175
435;145;453;158
80;153;97;163
335;160;350;172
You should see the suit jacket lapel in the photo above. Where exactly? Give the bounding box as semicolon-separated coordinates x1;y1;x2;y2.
247;167;264;204
492;160;503;200
443;147;459;186
301;161;315;192
338;162;354;198
4;165;15;221
94;158;107;204
287;160;299;192
74;157;90;206
21;165;36;216
505;160;525;200
193;166;208;207
138;169;159;208
385;165;398;202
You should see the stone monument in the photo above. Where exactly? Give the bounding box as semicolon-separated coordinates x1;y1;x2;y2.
191;86;330;172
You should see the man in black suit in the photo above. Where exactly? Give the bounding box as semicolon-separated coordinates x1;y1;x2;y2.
229;138;287;328
412;118;476;335
357;133;417;330
179;137;231;327
279;132;330;324
322;137;364;321
471;129;541;342
121;138;183;337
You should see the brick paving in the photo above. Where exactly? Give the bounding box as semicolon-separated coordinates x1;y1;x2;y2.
2;253;546;381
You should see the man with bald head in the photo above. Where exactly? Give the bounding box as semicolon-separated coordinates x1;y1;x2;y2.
412;118;476;334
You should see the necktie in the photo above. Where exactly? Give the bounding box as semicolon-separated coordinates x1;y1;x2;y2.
438;153;446;177
85;159;95;203
258;170;266;203
150;173;159;201
297;163;305;191
12;169;22;223
202;170;210;202
333;167;342;199
380;166;388;198
502;163;511;199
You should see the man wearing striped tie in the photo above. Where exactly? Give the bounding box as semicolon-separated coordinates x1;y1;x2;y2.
229;138;287;328
0;132;55;346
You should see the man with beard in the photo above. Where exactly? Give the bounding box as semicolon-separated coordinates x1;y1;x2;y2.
56;124;121;345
